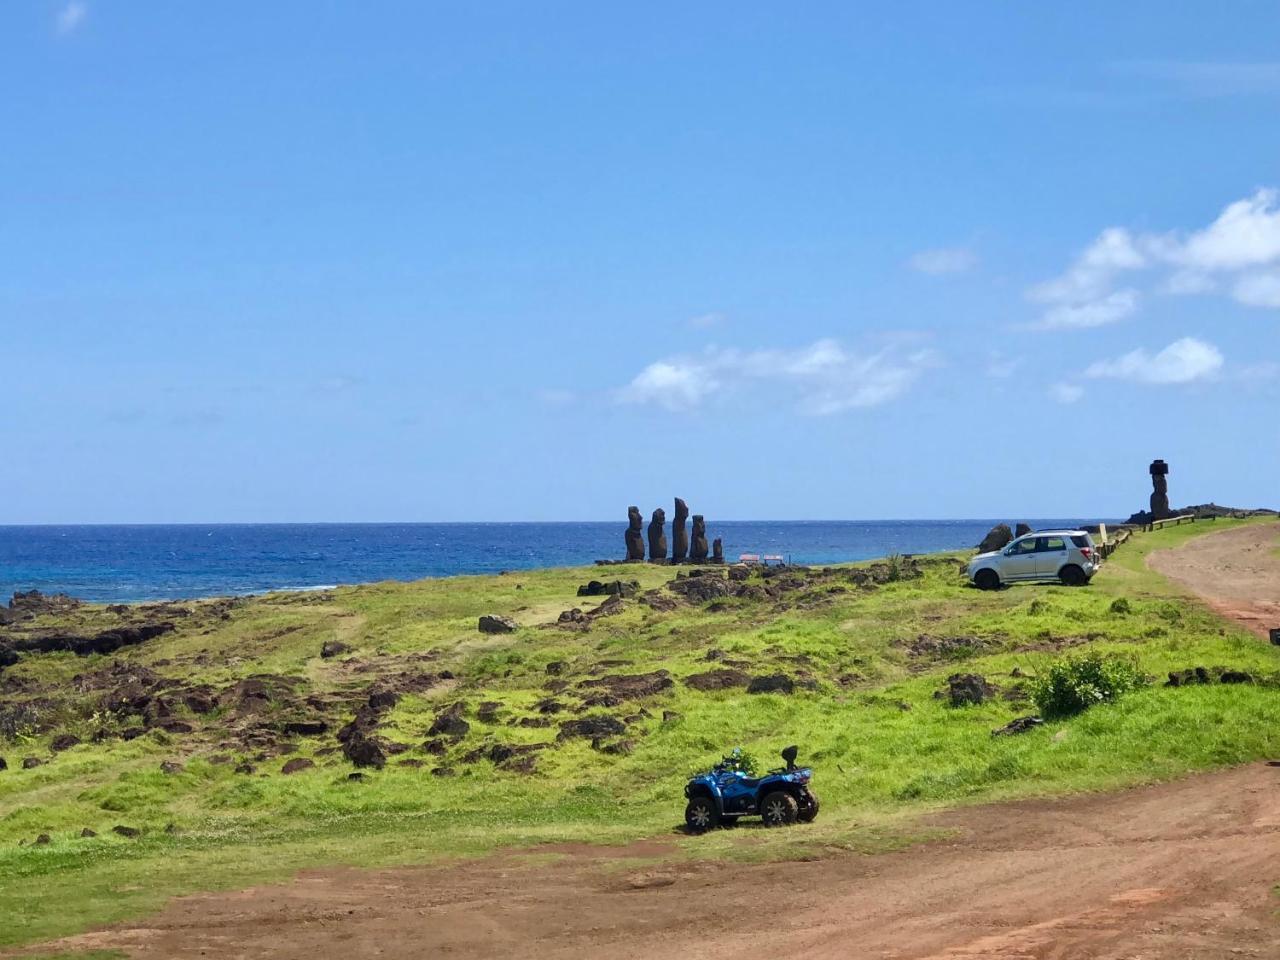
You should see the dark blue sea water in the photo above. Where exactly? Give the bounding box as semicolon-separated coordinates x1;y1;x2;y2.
0;520;1110;604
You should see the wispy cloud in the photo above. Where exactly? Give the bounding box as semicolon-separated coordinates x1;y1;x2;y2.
985;352;1022;379
1084;337;1223;386
687;312;725;329
56;2;87;35
1029;289;1140;330
618;338;940;415
1112;60;1280;98
908;246;978;275
1049;382;1084;404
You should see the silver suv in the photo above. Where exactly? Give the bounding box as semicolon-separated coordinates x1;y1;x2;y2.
968;530;1099;590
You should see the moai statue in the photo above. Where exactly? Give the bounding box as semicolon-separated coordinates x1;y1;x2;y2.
690;515;709;561
712;538;724;563
647;507;668;561
1149;459;1171;520
671;498;690;562
625;506;645;560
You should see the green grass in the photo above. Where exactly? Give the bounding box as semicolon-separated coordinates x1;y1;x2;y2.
2;518;1279;948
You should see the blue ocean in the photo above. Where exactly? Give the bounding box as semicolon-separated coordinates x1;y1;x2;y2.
0;520;1109;604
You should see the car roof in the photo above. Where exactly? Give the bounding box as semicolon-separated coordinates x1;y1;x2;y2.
1017;529;1087;537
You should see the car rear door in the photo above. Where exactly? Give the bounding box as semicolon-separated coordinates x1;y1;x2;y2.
1036;535;1069;576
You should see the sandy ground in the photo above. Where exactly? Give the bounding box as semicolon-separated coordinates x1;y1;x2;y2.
23;522;1280;960
1148;521;1280;639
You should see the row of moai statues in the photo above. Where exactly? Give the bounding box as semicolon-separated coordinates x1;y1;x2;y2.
625;498;722;563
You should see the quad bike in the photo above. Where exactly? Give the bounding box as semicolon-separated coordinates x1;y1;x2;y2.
683;745;819;832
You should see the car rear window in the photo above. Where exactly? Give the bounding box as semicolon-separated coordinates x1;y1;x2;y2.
1071;535;1091;547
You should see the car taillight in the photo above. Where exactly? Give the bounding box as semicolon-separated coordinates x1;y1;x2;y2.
1080;547;1092;559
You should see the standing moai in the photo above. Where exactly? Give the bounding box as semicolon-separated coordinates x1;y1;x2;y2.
671;497;690;562
647;507;668;561
690;515;709;561
625;506;645;560
1149;459;1171;519
712;537;724;563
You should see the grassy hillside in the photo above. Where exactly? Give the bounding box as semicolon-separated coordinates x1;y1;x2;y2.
2;520;1279;948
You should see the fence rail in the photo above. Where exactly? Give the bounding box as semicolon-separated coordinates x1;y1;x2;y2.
1146;514;1196;532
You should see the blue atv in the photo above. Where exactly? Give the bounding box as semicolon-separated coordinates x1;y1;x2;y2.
684;745;819;832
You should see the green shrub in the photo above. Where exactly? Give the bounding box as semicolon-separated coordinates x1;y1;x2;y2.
1109;597;1132;615
1030;652;1148;719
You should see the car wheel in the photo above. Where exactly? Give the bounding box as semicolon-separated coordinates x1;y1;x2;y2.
797;791;820;823
974;569;1000;591
684;796;718;833
1059;565;1087;587
760;791;799;828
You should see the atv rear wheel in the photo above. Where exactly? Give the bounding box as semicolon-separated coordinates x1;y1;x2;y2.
760;790;799;828
685;796;718;833
797;791;820;823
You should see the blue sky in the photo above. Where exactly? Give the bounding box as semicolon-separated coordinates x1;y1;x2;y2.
2;2;1278;522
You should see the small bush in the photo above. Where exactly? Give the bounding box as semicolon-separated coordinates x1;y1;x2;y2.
1030;652;1148;719
1109;597;1132;615
1028;599;1050;616
885;553;905;582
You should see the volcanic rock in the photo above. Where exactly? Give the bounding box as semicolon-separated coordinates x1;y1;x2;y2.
558;715;626;740
945;673;996;706
112;825;141;838
684;668;750;691
747;674;795;695
580;671;673;700
478;615;518;634
50;734;81;752
992;716;1043;737
977;524;1014;553
320;640;351;659
281;758;315;775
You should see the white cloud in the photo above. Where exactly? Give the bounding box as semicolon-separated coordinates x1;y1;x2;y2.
1030;228;1146;305
909;247;978;275
1030;289;1140;330
1172;189;1280;271
56;2;87;34
618;338;940;415
1030;189;1280;316
1231;271;1280;308
1084;337;1223;385
1049;382;1084;404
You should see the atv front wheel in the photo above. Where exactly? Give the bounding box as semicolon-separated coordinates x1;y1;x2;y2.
797;791;820;823
760;790;799;827
685;796;718;833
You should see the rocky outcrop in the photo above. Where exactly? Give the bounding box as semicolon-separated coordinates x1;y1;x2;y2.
478;615;518;634
647;508;667;561
672;498;689;562
945;673;995;706
625;507;645;560
690;515;709;561
1014;523;1032;538
576;579;638;598
976;524;1013;553
0;590;83;626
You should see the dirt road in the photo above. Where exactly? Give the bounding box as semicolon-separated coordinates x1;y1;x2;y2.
28;522;1280;960
43;765;1280;959
1148;521;1280;639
